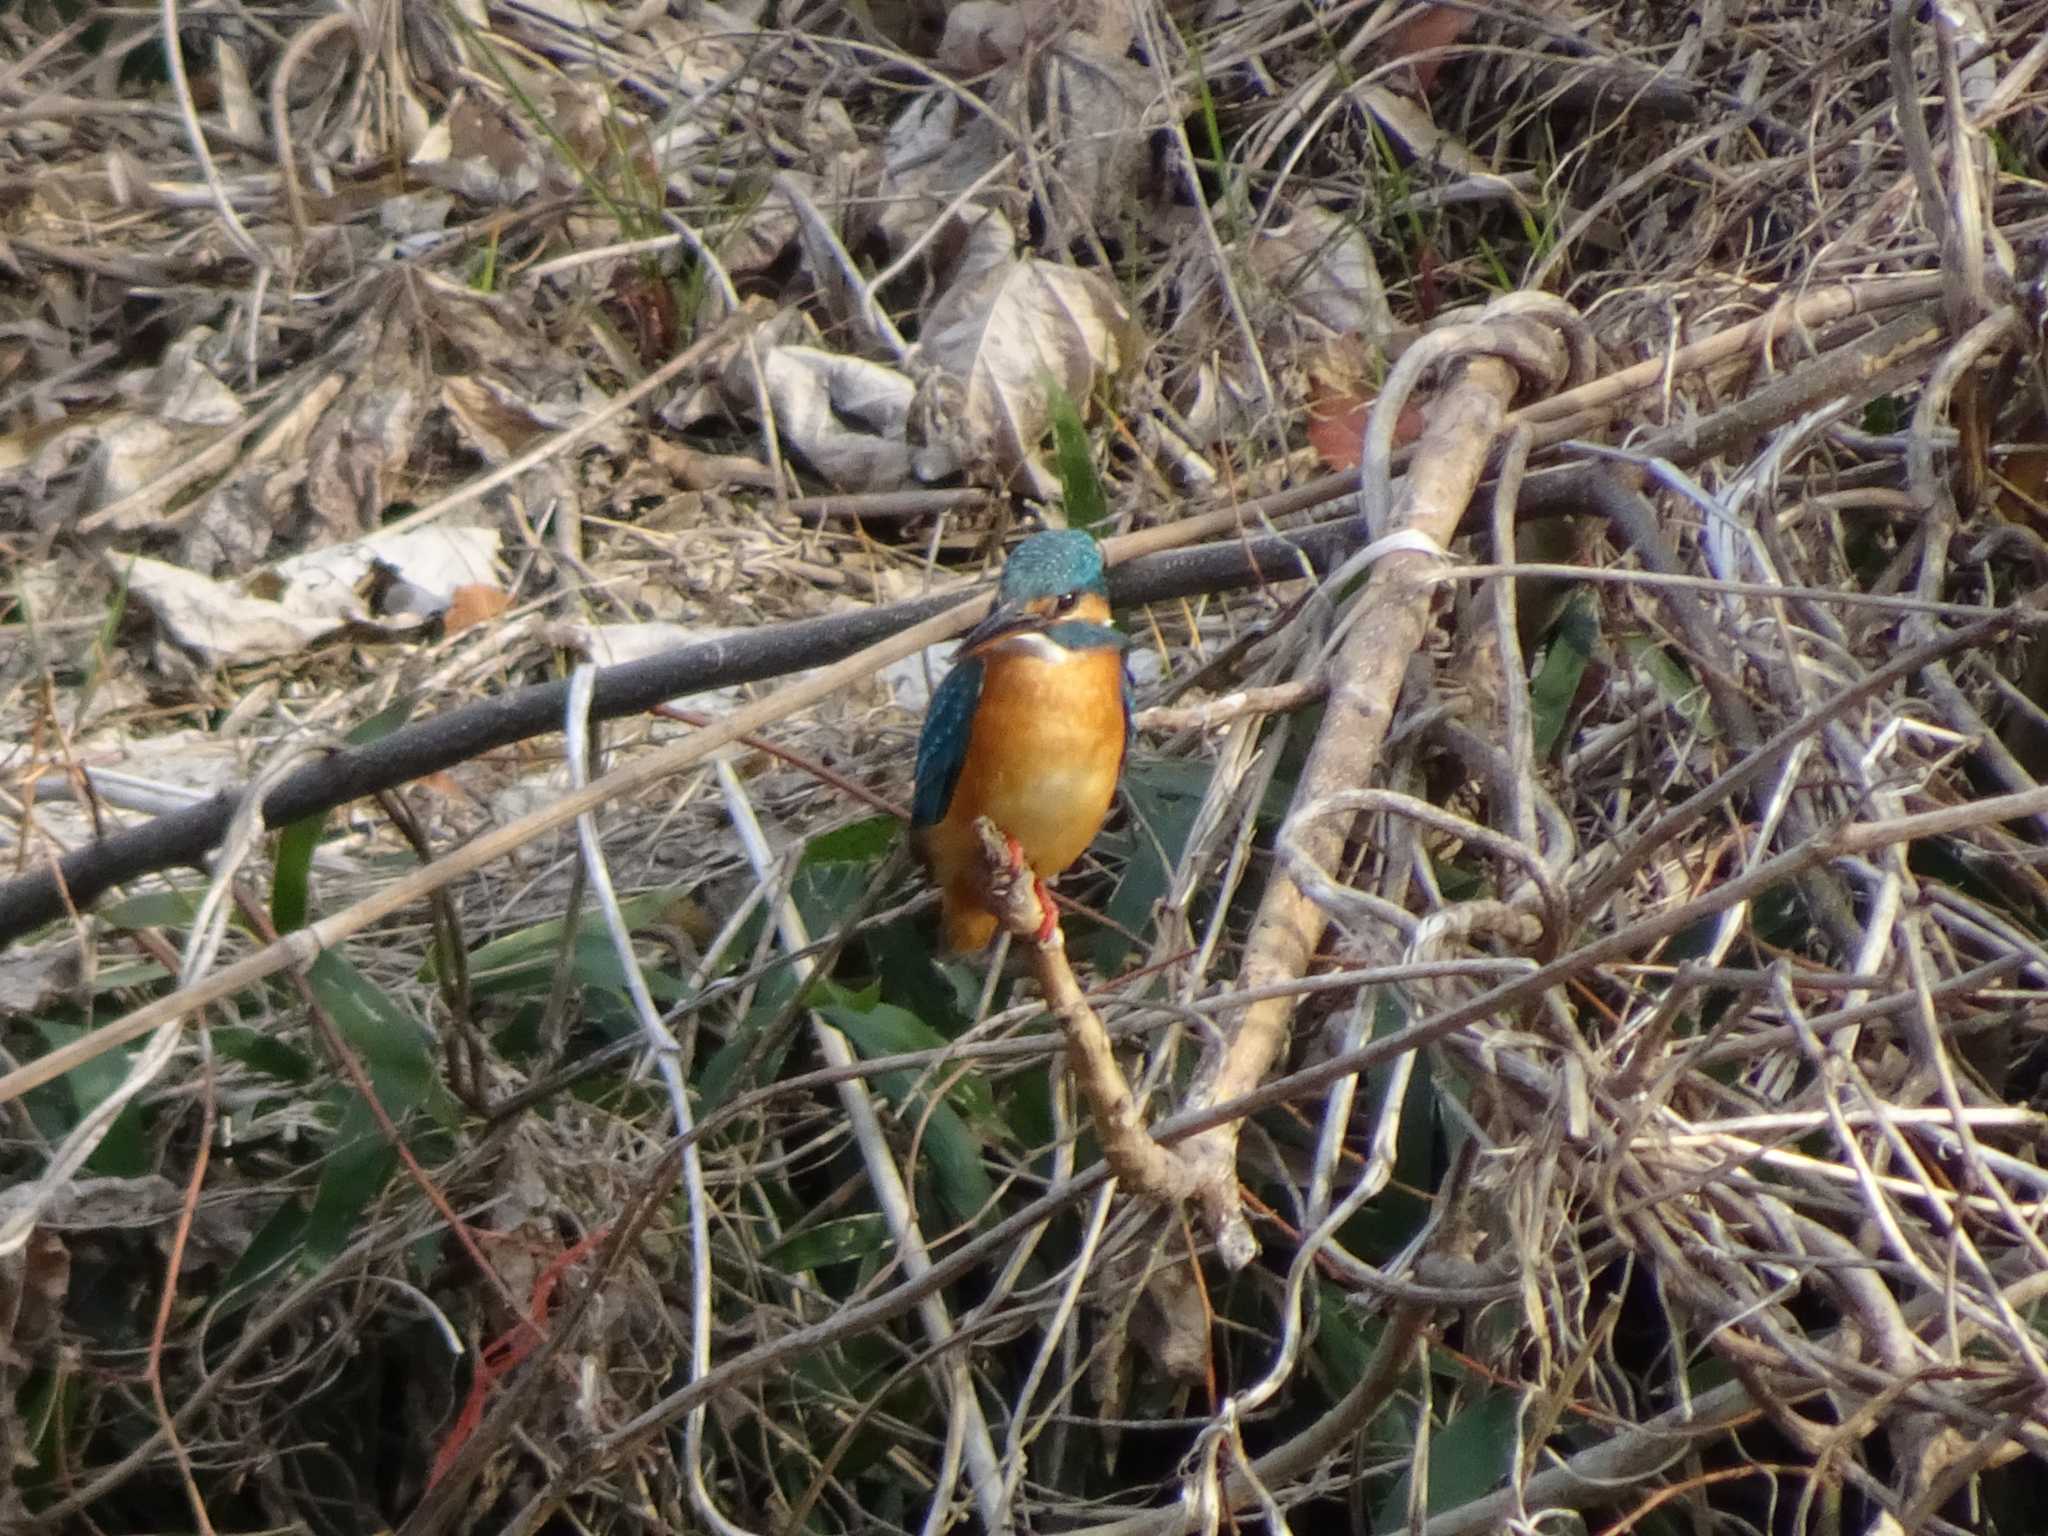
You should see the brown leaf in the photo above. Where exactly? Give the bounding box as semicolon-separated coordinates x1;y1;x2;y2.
1304;341;1426;473
1036;33;1159;249
937;1;1029;73
1307;390;1373;470
1382;3;1476;96
0;1228;69;1368
409;89;545;204
302;300;430;540
1246;207;1395;345
444;582;512;634
0;945;78;1019
720;338;915;491
910;211;1133;493
441;375;561;462
863;90;1010;255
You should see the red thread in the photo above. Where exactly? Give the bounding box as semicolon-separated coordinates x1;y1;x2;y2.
427;1226;610;1489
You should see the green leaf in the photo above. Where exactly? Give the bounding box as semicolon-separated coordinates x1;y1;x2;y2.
793;858;872;937
1530;589;1598;759
1862;394;1906;434
31;1018;146;1175
1308;1278;1381;1397
1376;1389;1519;1524
1000;1050;1057;1161
465;931;691;1006
813;982;998;1225
16;1358;66;1471
308;951;452;1127
804;815;900;864
1426;1391;1520;1512
441;888;693;988
814;983;995;1127
903;1092;995;1228
275;699;416;933
767;1214;893;1270
1621;634;1716;739
99;889;208;931
87;959;171;994
271;815;320;933
212;1025;315;1084
854;919;982;1040
1090;758;1214;970
1338;991;1440;1260
698;975;800;1111
293;952;458;1267
213;1198;307;1317
301;1090;396;1266
450;889;690;973
1046;379;1108;531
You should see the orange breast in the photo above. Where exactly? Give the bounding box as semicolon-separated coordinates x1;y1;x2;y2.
920;646;1125;950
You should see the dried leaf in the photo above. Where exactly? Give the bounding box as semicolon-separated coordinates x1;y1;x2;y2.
441;375;568;461
937;2;1030;73
0;410;197;531
121;329;244;428
410;89;545;205
1306;391;1371;471
0;1228;68;1367
910;212;1132;493
1359;82;1492;178
1177;358;1263;454
213;36;262;142
124;556;338;663
269;525;504;626
1247;207;1395;345
177;371;346;570
722;343;915;491
1306;389;1426;471
0;945;78;1019
1037;32;1159;248
912;15;1163;252
1303;335;1421;471
2;1175;251;1262
1381;3;1477;96
865;89;1010;253
644;437;781;492
301;301;430;539
444;583;513;634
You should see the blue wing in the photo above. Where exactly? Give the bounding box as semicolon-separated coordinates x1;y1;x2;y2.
912;654;985;829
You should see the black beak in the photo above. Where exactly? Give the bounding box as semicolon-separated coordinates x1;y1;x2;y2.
957;599;1050;656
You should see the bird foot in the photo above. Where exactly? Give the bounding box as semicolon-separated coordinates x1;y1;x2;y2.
971;817;1059;947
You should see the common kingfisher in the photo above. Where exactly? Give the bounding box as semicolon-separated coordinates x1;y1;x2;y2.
911;531;1130;951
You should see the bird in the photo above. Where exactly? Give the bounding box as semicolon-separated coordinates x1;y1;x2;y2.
911;531;1130;952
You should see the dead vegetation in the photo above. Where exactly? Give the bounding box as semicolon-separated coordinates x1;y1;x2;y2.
6;1;2048;1532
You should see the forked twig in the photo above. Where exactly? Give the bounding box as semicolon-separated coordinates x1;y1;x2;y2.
970;817;1209;1207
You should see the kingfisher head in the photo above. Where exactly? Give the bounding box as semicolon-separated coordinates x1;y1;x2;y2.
959;531;1119;660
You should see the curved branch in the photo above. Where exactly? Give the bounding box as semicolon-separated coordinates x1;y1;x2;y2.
0;525;1359;944
1;290;1949;945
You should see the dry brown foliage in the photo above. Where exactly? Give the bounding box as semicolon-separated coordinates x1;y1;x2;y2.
5;2;2048;1534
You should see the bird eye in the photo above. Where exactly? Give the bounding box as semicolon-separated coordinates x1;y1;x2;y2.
1054;591;1081;615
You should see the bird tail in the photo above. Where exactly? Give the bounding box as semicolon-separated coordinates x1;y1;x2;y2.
941;898;998;953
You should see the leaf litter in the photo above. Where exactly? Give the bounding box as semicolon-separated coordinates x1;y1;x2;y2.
4;2;2048;1533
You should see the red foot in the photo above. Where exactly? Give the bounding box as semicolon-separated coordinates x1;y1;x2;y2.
1003;833;1028;875
1033;877;1059;944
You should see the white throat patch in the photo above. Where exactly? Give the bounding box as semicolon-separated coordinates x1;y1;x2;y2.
982;631;1077;664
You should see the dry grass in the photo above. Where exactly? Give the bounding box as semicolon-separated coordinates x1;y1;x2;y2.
5;2;2048;1533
